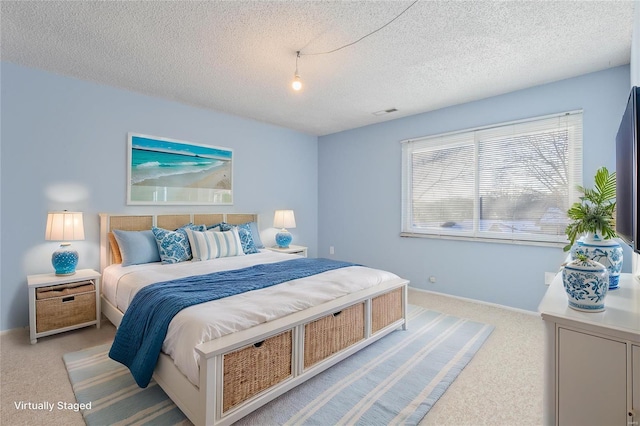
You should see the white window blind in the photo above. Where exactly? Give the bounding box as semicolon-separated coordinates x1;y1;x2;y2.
401;111;583;245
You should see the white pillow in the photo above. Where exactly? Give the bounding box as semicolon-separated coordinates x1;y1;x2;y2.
185;228;245;261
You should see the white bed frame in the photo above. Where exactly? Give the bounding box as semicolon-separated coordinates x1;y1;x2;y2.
99;213;408;426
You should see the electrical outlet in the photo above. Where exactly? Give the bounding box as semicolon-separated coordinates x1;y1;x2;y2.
428;276;436;283
329;246;335;255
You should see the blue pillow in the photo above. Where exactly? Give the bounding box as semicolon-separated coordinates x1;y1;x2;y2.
246;221;264;249
112;229;160;266
236;223;259;254
220;222;234;232
152;223;205;264
207;222;233;232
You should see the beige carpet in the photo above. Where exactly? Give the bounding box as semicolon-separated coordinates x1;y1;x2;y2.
0;289;544;426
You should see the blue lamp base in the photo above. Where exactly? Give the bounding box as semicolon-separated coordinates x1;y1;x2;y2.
52;243;79;276
275;229;293;249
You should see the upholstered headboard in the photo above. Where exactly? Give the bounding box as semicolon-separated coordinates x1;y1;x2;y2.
99;213;258;272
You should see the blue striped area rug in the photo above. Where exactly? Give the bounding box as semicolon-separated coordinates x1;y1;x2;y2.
63;306;493;426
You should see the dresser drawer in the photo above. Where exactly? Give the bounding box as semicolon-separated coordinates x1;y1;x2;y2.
35;283;96;333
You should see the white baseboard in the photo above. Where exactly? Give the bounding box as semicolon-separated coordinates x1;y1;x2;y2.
408;287;539;317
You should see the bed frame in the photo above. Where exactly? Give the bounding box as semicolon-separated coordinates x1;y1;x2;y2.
99;212;409;426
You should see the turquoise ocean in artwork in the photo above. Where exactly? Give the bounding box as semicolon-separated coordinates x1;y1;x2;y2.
130;136;231;186
131;148;224;185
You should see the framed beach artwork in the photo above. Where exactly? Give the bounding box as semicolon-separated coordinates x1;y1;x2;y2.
127;133;233;205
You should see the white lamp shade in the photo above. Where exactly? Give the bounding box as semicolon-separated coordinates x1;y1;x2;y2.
273;210;296;229
45;212;85;241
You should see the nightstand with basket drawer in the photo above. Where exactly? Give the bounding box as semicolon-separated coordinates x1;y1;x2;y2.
27;269;101;344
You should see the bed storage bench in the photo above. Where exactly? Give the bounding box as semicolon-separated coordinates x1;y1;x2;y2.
173;283;408;426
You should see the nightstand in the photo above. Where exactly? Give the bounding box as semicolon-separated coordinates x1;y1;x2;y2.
27;269;101;344
265;245;308;257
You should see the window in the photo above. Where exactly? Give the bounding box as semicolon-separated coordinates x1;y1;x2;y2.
401;111;583;245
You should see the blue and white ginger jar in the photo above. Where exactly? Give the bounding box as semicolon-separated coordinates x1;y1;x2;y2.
570;232;623;290
562;257;609;312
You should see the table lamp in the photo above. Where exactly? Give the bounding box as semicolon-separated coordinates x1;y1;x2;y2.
45;211;85;275
273;210;296;248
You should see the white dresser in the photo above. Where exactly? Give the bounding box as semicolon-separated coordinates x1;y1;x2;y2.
539;273;640;426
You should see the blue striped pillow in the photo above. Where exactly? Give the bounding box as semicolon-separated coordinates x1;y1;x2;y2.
185;228;246;261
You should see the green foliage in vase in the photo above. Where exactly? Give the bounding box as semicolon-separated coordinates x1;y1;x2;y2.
573;253;588;262
564;167;617;252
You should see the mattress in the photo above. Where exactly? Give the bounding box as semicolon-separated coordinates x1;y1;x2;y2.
103;250;400;386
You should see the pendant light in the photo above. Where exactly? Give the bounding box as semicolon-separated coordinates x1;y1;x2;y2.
291;51;302;91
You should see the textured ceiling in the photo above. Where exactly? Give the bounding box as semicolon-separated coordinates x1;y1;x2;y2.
1;1;635;136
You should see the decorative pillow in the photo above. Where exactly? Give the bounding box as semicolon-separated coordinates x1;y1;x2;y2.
236;223;259;254
152;224;205;264
217;222;234;232
245;221;264;249
112;229;161;266
108;232;123;264
185;228;246;261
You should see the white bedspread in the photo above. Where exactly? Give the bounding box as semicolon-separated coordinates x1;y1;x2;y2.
102;251;400;387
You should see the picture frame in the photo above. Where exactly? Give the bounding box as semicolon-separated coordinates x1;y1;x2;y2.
127;133;233;205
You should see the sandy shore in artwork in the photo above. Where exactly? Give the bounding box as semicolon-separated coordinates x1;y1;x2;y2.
134;162;231;190
187;163;231;190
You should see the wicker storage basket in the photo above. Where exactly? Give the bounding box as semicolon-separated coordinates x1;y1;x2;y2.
35;281;96;333
222;330;293;413
371;288;403;334
304;302;365;369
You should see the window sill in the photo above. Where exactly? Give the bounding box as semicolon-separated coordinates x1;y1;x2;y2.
399;232;566;248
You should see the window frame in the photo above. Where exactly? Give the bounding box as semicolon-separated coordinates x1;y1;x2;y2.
401;111;583;246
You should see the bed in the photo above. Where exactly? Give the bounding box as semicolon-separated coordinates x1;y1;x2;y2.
99;212;409;426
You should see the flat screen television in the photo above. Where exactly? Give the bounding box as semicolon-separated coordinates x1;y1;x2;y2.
615;86;640;252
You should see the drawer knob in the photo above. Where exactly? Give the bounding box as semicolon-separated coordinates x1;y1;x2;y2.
62;296;75;303
253;341;265;348
333;311;342;317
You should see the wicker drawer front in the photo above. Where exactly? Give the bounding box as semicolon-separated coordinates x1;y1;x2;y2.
223;330;293;413
36;281;95;299
371;288;403;334
36;291;96;333
304;302;365;369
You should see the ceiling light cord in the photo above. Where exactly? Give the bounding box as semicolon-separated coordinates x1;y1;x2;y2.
290;0;419;91
300;0;419;57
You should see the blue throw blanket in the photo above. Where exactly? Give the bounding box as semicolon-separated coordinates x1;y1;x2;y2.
109;258;357;387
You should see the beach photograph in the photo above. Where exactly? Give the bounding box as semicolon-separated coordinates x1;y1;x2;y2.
127;133;233;204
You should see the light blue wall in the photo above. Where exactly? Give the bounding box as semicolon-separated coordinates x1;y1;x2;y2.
0;62;318;331
318;65;631;312
0;62;632;331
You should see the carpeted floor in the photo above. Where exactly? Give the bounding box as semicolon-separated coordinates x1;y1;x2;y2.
63;305;494;425
0;288;545;426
